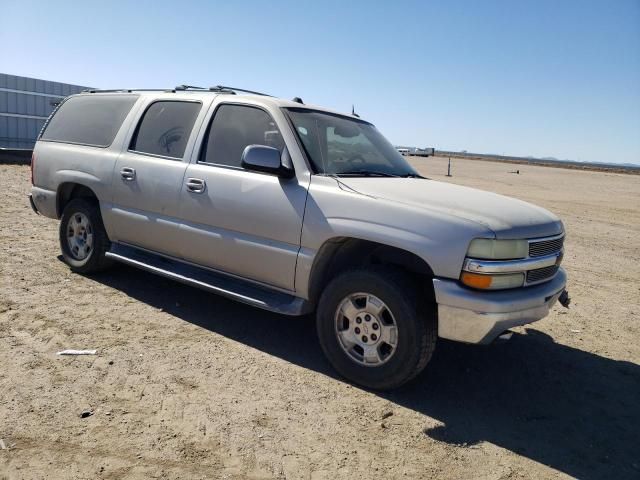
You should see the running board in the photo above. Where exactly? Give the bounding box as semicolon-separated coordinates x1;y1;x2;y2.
105;244;312;316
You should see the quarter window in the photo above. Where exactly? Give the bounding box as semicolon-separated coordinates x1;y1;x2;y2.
130;101;201;159
41;94;138;147
201;104;284;168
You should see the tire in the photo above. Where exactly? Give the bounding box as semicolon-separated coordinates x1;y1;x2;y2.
59;198;112;273
316;267;437;390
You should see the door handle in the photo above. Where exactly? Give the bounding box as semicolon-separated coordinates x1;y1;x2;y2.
186;178;206;193
120;167;136;181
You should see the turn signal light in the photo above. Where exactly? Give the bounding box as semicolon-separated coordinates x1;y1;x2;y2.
460;272;493;289
460;271;525;290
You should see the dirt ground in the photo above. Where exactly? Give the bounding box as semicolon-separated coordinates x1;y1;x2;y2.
1;157;639;480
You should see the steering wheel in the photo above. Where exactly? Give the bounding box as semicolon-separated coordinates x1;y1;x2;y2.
348;154;366;164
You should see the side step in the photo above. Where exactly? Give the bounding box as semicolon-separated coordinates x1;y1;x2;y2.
105;243;312;316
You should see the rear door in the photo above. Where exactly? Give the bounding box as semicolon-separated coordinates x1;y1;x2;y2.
110;97;208;256
177;101;308;291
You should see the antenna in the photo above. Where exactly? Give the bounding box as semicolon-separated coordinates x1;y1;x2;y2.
352;105;360;118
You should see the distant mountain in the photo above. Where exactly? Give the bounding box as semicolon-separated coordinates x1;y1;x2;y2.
435;150;640;173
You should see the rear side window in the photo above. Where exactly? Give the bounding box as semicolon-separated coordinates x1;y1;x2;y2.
201;104;284;168
130;101;202;159
41;94;138;147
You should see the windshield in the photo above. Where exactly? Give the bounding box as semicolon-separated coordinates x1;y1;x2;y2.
285;108;418;177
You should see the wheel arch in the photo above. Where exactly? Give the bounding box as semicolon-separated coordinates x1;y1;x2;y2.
56;182;99;218
307;237;436;306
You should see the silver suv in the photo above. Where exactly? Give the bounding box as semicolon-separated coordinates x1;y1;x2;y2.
29;86;569;389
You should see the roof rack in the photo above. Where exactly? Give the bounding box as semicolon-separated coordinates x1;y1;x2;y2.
173;85;234;94
174;85;271;96
209;85;272;97
84;85;274;97
82;88;174;93
174;85;206;91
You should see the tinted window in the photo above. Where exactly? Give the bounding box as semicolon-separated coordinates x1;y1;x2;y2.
131;101;201;158
202;104;284;167
286;108;416;176
41;94;138;147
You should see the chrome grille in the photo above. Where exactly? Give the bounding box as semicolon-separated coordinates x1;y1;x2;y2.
529;235;564;257
526;265;559;284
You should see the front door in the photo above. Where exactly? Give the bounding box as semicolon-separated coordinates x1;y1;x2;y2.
177;102;308;291
110;99;205;256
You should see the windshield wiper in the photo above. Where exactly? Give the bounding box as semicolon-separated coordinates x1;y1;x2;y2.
333;170;400;177
318;170;426;178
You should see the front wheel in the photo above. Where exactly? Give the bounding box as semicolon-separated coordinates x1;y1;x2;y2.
316;267;437;390
59;198;112;273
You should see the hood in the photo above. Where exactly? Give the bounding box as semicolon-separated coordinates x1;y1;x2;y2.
338;178;563;239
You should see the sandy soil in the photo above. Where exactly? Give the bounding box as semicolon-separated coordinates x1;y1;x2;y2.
1;157;639;480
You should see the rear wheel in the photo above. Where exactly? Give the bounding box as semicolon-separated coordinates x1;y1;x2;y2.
59;198;112;273
316;267;437;390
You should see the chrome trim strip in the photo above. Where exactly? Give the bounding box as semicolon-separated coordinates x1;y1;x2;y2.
464;251;562;274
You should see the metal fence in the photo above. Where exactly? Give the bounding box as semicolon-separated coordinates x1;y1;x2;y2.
0;73;89;149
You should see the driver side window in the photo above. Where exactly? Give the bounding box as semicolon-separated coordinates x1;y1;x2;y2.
201;104;284;168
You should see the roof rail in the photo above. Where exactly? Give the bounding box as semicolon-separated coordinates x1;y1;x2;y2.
174;85;206;91
82;88;175;93
83;89;132;93
83;85;273;97
209;85;273;97
174;85;272;96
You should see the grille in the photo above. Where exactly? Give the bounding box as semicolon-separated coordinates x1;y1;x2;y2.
526;265;559;284
529;236;564;257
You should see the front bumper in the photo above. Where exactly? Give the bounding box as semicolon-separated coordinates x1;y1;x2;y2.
433;268;567;344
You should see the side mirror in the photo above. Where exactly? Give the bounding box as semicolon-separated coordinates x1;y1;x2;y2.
241;145;294;178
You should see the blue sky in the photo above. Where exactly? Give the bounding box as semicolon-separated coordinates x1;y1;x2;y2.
2;0;639;164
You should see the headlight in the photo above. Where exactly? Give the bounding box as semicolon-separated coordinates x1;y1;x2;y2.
462;238;528;289
467;238;528;260
460;271;525;290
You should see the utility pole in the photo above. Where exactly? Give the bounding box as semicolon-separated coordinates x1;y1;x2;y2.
446;157;452;177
